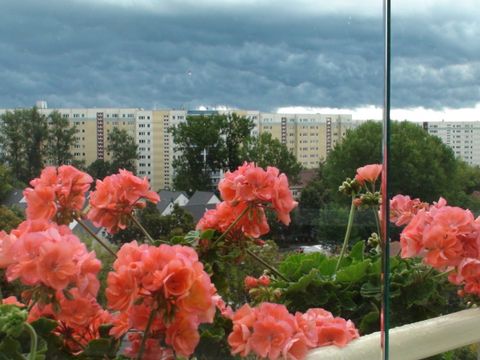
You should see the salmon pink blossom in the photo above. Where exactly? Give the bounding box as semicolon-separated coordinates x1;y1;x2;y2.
354;164;382;185
390;195;428;226
198;163;297;238
88;169;160;233
2;220;100;298
106;242;217;357
24;165;93;224
227;303;358;360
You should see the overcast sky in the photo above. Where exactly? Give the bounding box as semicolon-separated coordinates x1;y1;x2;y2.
0;0;479;120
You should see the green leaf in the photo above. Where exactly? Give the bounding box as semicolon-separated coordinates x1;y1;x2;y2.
359;311;379;334
286;269;320;294
360;282;381;300
83;338;112;357
348;241;365;262
318;258;338;276
31;317;58;336
199;229;216;240
336;261;370;283
98;324;113;339
0;337;24;360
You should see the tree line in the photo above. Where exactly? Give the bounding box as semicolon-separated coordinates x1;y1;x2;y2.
171;113;302;193
0;107;137;186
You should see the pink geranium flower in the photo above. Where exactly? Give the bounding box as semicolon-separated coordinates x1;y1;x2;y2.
88;169;159;233
24;165;93;224
354;164;382;185
198;162;297;238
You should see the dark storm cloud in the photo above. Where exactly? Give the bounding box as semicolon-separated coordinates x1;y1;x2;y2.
0;0;478;111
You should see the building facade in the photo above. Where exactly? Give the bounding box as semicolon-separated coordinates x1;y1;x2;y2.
1;104;356;191
423;121;480;166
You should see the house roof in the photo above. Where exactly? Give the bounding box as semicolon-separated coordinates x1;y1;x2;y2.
157;190;188;213
187;191;219;206
183;204;217;222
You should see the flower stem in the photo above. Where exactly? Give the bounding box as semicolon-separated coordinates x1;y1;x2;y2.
129;213;156;244
136;308;157;360
74;217;117;258
246;248;290;282
373;206;381;241
335;196;356;274
25;323;38;360
212;205;250;247
433;268;454;278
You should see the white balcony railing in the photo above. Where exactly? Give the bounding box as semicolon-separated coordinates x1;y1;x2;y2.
306;308;480;360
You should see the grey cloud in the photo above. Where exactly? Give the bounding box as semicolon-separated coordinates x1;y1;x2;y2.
0;0;478;112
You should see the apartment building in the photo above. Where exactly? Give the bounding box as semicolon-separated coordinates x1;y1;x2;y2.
0;103;355;191
423;121;480;166
258;113;355;168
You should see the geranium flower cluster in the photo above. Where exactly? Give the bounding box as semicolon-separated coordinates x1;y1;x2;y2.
28;290;111;352
106;241;217;358
390;195;429;226
197;163;298;238
88;169;160;233
228;303;359;360
398;197;480;296
0;220;101;296
0;217;109;353
23;165;93;224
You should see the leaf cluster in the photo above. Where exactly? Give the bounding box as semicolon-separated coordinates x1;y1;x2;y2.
275;242;464;335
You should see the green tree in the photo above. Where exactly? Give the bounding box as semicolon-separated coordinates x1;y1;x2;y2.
0;206;23;232
22;108;48;181
223;113;254;171
322;120;467;204
300;164;329;209
107;127;137;173
171;115;227;192
46;111;78;166
111;203;194;244
242;132;303;184
171;113;254;192
0;108;48;183
87;159;113;182
0;164;14;202
0;110;27;181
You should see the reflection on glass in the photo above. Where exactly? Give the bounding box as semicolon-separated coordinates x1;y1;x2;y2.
389;0;480;358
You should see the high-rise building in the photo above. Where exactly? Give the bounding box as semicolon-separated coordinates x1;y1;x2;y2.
258;113;355;168
0;105;356;190
423;121;480;166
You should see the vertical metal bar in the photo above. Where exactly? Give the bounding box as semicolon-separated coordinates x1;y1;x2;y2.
381;0;391;359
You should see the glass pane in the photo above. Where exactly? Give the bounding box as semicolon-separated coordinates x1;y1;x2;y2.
389;1;480;359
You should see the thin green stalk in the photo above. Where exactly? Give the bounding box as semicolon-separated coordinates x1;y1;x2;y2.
74;217;117;258
335;196;356;274
212;205;250;247
245;248;289;282
421;267;435;281
373;206;381;241
129;213;158;244
433;268;454;279
25;323;38;360
136;308;157;360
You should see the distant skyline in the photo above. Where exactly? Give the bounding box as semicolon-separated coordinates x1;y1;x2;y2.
1;0;479;121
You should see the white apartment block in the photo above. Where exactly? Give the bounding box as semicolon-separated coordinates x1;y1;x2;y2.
423;121;480;166
1;104;356;191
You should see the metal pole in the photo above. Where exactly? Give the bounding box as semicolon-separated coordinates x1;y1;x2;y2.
381;0;391;359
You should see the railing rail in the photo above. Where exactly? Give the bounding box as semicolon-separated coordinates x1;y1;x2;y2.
306;308;480;360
